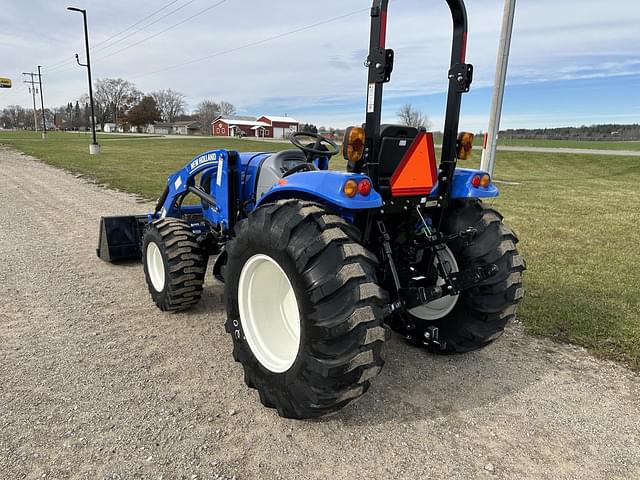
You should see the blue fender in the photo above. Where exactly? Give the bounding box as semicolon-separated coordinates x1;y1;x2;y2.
255;170;383;210
431;168;499;199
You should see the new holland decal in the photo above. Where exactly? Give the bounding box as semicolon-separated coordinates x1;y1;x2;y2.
190;152;218;172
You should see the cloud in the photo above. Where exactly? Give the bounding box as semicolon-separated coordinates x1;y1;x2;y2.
1;0;638;130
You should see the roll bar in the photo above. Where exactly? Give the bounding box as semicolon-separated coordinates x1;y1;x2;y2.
361;0;473;202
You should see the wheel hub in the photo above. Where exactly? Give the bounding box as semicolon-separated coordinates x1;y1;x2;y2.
238;254;301;373
146;241;165;292
409;246;460;321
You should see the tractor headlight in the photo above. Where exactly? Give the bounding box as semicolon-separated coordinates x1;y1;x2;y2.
342;127;366;162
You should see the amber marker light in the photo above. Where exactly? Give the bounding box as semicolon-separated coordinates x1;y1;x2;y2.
457;132;475;160
343;179;358;197
342;127;366;162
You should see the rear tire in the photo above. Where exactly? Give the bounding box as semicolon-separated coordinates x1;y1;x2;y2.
408;200;526;353
225;200;388;419
142;218;207;311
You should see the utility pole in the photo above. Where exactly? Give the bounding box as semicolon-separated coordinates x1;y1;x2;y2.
481;0;516;176
68;6;100;155
37;66;47;139
22;72;39;132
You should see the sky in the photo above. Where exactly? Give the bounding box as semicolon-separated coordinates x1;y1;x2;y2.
1;0;639;131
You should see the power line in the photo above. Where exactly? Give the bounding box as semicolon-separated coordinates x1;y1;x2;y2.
94;0;228;63
37;66;48;136
90;0;201;55
45;0;198;72
22;72;41;131
90;0;182;50
37;3;371;106
132;6;370;79
47;0;224;75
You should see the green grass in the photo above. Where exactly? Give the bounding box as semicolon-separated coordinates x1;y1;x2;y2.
2;130;639;370
484;151;640;370
0;131;293;198
430;133;640;150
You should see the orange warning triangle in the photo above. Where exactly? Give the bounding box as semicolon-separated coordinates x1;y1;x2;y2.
390;131;438;196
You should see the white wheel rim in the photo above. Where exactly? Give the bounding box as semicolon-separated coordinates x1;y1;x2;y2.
409;246;460;321
146;241;165;292
238;254;301;373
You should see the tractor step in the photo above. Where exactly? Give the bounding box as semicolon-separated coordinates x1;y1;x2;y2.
97;215;148;262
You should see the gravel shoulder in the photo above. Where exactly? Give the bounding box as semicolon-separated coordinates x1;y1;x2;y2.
1;146;639;480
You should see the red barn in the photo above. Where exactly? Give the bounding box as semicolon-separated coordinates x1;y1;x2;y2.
256;116;299;139
211;115;299;139
212;115;270;138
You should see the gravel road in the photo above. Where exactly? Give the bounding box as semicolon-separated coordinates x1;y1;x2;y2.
1;146;639;480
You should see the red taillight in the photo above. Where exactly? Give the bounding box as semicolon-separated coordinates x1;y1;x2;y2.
358;179;372;196
471;174;491;188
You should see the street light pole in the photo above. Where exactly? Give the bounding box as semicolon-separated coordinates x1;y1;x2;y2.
68;6;100;155
480;0;516;176
37;65;47;139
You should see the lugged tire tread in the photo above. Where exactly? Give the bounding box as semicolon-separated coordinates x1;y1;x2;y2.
143;218;207;312
409;199;525;353
224;200;388;418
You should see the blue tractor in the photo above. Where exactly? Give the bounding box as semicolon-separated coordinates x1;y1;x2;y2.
98;0;525;419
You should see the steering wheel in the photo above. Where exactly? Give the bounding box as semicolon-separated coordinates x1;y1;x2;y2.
282;162;318;178
289;132;340;160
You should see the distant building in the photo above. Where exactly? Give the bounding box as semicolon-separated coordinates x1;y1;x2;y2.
212;115;266;138
148;121;201;136
256;116;299;139
103;123;117;133
211;115;299;139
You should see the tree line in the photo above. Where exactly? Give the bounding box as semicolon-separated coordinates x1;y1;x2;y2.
499;124;640;141
0;77;236;133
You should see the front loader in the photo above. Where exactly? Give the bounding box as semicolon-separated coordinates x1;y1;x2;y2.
98;0;525;419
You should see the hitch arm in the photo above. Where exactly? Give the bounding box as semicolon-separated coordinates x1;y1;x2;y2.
399;263;499;310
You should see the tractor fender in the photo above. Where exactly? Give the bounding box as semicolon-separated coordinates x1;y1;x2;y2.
431;168;500;199
255;170;383;210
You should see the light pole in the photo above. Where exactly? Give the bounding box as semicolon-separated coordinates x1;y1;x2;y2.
67;6;100;155
480;0;516;176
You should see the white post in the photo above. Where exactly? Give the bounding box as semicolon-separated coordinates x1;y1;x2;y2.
481;0;516;176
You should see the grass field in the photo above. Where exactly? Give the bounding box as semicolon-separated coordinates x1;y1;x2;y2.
498;138;640;151
428;132;640;151
1;130;639;370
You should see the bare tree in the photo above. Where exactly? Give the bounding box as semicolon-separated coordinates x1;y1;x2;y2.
1;105;23;129
195;100;220;135
151;89;186;122
218;101;236;116
94;78;141;128
397;103;431;130
195;99;236;135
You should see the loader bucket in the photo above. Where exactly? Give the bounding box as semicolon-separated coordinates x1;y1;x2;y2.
96;215;148;262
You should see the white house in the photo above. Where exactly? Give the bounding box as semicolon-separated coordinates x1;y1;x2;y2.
103;123;117;133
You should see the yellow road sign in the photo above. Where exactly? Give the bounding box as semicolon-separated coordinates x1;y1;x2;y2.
0;77;12;88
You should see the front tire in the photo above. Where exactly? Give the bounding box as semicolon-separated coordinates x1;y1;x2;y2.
225;200;388;419
142;218;207;311
408;200;526;353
